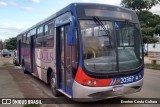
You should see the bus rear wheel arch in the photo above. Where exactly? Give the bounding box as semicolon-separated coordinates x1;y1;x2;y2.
22;59;28;74
48;68;61;97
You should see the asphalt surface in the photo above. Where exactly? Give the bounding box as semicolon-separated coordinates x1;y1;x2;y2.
0;56;160;107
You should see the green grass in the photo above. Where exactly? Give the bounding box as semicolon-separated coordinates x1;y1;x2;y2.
23;104;40;107
145;64;160;70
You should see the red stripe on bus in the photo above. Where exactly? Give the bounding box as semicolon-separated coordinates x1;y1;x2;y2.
75;67;112;87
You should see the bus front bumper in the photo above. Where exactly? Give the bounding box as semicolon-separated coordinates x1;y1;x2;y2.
72;78;143;101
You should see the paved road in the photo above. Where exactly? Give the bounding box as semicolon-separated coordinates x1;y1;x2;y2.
0;57;160;107
128;69;160;98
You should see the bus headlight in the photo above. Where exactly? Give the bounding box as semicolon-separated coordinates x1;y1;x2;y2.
93;81;97;85
87;80;92;85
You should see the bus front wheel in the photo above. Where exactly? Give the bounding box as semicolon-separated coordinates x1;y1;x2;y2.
50;72;60;97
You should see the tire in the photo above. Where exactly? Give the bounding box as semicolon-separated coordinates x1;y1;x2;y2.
50;72;60;97
15;60;19;66
15;63;19;66
22;62;28;74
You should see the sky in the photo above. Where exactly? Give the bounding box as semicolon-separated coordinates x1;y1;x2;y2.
0;0;160;41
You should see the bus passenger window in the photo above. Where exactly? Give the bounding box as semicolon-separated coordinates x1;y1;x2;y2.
48;22;54;36
30;29;36;37
36;37;43;48
26;32;30;40
43;22;54;47
37;28;40;37
37;26;43;37
25;34;27;40
44;25;48;36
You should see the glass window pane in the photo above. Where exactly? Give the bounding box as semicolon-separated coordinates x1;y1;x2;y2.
80;20;118;73
80;20;143;73
48;22;54;36
44;25;48;36
115;22;142;71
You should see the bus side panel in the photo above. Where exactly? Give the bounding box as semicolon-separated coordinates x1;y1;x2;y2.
36;47;55;82
34;32;55;82
34;48;55;82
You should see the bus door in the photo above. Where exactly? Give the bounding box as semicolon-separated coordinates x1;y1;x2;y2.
18;40;21;65
30;35;35;73
58;25;72;96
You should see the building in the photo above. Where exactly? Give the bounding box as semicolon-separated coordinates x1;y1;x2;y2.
144;43;160;52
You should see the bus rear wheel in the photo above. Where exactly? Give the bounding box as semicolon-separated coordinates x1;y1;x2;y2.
22;62;28;74
50;72;60;97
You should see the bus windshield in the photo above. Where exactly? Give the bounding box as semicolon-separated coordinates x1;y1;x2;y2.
80;20;143;73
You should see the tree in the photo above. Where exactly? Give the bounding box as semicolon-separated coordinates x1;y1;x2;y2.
121;0;160;11
5;37;17;50
137;11;160;28
155;25;160;35
121;0;160;43
138;11;160;43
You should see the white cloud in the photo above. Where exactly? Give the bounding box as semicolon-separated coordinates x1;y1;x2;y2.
26;0;40;3
92;0;121;5
73;0;121;6
81;0;91;2
0;25;25;31
21;6;33;11
0;24;27;41
8;1;17;6
0;1;8;7
150;4;160;15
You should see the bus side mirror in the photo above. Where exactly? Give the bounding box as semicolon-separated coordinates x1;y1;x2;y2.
67;16;76;46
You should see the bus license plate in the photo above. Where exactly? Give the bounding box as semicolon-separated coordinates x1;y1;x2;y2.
113;85;124;92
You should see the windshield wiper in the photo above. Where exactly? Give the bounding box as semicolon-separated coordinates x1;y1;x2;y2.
93;17;112;46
